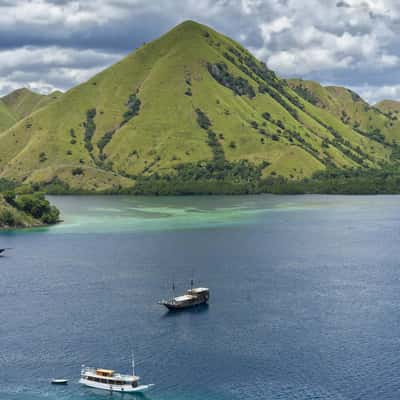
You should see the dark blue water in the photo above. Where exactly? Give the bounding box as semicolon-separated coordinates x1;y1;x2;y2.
1;195;400;399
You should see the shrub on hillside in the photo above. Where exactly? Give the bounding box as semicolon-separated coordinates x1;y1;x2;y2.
84;108;97;152
72;167;84;176
39;152;47;162
0;209;18;226
195;108;212;130
97;131;114;152
14;192;60;224
122;94;141;123
208;62;255;98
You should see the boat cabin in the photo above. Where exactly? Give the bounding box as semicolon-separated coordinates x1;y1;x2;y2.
80;362;153;393
174;294;196;302
81;367;139;387
96;369;114;377
187;287;209;296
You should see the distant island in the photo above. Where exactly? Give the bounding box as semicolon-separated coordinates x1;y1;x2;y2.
1;20;400;195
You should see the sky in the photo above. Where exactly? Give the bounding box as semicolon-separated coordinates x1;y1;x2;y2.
1;0;400;104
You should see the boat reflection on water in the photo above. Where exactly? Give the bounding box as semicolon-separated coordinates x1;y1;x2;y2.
162;303;209;318
80;387;153;399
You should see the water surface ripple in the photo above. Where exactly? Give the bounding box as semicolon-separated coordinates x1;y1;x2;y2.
1;195;400;399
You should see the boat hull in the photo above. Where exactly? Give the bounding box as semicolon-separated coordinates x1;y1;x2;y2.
161;297;208;310
79;378;153;393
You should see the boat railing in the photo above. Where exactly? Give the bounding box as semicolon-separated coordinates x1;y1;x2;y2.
81;366;97;374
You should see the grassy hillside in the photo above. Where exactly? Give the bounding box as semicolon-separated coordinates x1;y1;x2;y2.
0;100;17;132
1;88;63;121
0;88;63;136
375;99;400;115
0;21;398;193
288;79;400;144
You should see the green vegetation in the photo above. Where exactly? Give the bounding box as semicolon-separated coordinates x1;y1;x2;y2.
132;160;269;195
0;88;62;134
259;168;400;195
1;88;62;121
290;83;319;106
0;20;399;194
0;177;61;228
0;178;17;192
9;192;60;224
0;191;60;228
84;108;97;152
97;131;114;153
122;94;141;125
208;63;256;98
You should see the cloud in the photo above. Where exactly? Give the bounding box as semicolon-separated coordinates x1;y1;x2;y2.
0;46;121;94
336;1;351;8
349;83;400;104
0;0;399;102
260;16;292;43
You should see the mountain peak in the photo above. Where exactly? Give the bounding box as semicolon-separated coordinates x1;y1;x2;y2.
1;86;59;121
375;99;400;114
163;19;216;42
0;19;396;193
1;87;36;100
174;19;207;31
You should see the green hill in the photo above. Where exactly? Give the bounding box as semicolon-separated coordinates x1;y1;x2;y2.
288;79;400;144
0;88;63;135
0;100;17;132
1;88;62;122
0;21;398;193
375;99;400;115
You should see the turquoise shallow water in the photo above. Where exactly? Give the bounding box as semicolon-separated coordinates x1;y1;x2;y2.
40;194;399;234
2;194;400;399
47;195;304;233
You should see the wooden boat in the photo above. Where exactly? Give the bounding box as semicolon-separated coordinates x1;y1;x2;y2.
159;284;209;310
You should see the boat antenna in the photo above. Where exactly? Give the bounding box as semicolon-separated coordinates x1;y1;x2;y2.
131;350;135;376
172;280;175;293
190;279;194;290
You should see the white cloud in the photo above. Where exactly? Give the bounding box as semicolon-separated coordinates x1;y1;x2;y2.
350;83;400;104
268;48;353;75
260;16;292;43
0;46;121;95
0;1;399;102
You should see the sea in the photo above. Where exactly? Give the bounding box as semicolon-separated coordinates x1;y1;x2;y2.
1;194;400;400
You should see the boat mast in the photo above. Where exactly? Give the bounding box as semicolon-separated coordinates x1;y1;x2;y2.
131;351;135;376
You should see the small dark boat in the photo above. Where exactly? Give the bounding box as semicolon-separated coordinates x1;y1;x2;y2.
0;248;11;255
159;283;209;310
51;379;68;385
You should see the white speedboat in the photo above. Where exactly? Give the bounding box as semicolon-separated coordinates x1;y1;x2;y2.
79;355;154;393
51;378;68;385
